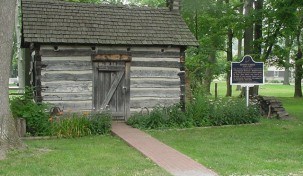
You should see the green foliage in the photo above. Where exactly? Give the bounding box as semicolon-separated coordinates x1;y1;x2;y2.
127;104;192;129
10;87;51;136
145;107;167;129
51;112;112;138
186;91;212;127
127;93;260;130
64;0;102;3
10;87;111;137
51;114;92;138
165;105;193;128
89;112;112;135
187;87;260;127
63;0;126;4
181;0;240;92
126;113;149;129
186;47;227;89
208;98;260;126
128;0;165;7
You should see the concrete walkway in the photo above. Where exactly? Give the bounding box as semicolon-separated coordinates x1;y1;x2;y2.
112;122;218;176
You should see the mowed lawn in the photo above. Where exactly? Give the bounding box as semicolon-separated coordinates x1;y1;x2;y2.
0;136;170;176
149;82;303;175
210;82;295;97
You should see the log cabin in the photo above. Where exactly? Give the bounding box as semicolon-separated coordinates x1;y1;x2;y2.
21;0;198;120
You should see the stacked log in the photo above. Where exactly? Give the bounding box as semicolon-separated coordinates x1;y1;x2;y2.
255;96;289;119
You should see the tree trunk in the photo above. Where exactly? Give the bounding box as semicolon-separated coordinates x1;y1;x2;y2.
226;28;233;96
294;54;302;97
15;0;25;90
254;0;263;61
284;67;291;85
283;37;293;85
236;37;242;91
244;0;254;55
251;0;263;96
236;0;244;92
241;0;254;97
0;0;23;160
203;51;216;94
294;30;303;97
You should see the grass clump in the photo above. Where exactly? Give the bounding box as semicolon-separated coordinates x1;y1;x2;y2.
187;96;260;126
51;112;112;138
127;104;192;129
89;112;112;135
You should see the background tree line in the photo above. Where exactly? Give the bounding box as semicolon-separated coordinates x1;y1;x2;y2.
70;0;303;97
119;0;303;98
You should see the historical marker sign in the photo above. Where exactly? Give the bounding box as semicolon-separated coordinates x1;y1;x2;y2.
231;55;264;85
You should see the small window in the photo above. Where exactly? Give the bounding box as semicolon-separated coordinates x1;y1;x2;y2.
274;71;279;77
161;49;165;52
127;47;131;51
91;46;96;51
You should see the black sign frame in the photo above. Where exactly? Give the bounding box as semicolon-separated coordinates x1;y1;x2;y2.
231;55;264;85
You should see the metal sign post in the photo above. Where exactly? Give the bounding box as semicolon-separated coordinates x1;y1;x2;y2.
244;85;254;107
231;55;264;107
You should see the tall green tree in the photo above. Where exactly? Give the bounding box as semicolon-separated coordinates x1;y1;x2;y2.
262;0;303;97
293;11;303;97
182;0;230;94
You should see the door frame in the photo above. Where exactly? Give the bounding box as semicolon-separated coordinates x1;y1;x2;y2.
91;51;131;120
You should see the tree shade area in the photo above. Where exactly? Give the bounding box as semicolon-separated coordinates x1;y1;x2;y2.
180;0;303;97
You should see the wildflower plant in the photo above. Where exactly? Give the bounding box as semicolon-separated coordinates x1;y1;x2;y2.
127;92;261;129
51;112;112;138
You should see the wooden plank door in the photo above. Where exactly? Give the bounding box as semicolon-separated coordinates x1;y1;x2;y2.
93;61;130;120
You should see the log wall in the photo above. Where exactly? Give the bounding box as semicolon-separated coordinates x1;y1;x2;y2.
40;46;93;111
130;46;181;113
37;45;182;113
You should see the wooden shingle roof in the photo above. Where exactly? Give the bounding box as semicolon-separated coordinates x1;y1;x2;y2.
21;0;198;47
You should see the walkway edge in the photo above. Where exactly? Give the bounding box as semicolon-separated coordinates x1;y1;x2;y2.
111;122;218;176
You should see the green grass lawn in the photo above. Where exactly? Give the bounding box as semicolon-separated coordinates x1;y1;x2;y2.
0;136;169;176
148;87;303;175
211;82;295;97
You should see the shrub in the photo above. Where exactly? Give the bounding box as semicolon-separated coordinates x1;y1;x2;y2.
51;114;92;138
186;93;212;127
187;94;261;126
145;106;168;129
126;113;149;129
127;104;192;129
89;112;112;135
166;104;194;128
127;91;261;130
51;112;112;138
10;87;51;136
